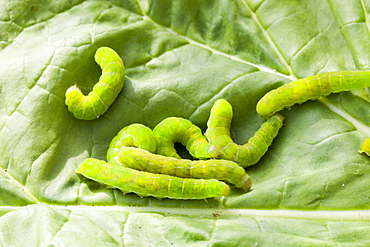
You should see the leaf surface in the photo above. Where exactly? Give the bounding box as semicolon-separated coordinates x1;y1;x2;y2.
1;0;370;245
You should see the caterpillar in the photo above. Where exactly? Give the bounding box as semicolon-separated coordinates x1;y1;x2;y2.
106;123;157;166
206;99;284;167
256;71;370;119
65;47;125;120
76;158;231;200
118;147;252;190
153;117;213;159
359;138;370;156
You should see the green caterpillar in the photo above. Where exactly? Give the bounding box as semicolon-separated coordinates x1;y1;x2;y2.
106;123;157;166
153;117;213;159
118;147;252;191
206;99;284;167
107;99;283;168
256;71;370;157
359;138;370;156
256;71;370;119
76;158;230;200
65;47;125;120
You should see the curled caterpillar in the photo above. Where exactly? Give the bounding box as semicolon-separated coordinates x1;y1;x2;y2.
153;117;213;159
106;123;156;166
118;147;252;190
256;71;370;119
65;47;125;120
76;158;230;200
206;99;284;167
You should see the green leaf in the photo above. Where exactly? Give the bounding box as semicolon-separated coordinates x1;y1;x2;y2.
1;0;370;245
